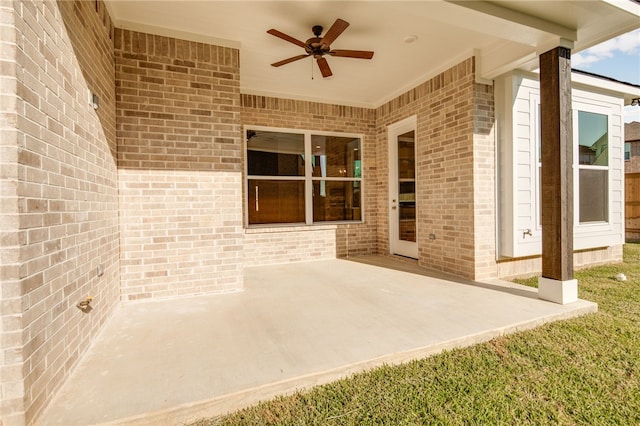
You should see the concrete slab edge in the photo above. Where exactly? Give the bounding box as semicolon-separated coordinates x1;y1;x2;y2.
94;300;598;426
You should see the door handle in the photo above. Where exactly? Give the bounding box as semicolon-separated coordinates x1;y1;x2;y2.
392;206;397;210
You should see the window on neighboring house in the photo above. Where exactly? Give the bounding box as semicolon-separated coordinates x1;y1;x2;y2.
246;129;362;225
625;143;631;161
576;110;608;223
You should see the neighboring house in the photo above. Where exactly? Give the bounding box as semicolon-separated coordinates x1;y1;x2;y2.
626;121;640;172
625;121;640;240
1;1;639;424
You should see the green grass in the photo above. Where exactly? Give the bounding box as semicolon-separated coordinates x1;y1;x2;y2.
192;244;640;425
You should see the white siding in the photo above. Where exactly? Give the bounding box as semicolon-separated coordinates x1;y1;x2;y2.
498;73;625;258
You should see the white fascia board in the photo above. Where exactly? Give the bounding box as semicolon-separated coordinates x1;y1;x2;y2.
602;0;640;17
571;73;640;104
504;69;639;101
445;0;577;41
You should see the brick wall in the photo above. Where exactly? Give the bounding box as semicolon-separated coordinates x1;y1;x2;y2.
115;29;244;301
2;1;120;423
376;59;483;279
627;140;640;173
0;1;20;423
240;61;499;279
241;95;377;257
244;226;336;267
624;121;640;173
472;83;498;280
625;122;640;241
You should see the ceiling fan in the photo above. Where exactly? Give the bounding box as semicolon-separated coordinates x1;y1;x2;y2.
267;18;374;78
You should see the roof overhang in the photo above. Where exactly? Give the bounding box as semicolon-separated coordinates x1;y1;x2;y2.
104;0;640;108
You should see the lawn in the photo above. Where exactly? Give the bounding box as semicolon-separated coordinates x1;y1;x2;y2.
193;244;639;425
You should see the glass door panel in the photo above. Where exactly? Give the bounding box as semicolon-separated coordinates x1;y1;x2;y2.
388;117;418;259
397;132;416;243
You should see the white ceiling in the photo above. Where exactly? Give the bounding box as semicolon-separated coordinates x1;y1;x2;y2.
105;1;640;108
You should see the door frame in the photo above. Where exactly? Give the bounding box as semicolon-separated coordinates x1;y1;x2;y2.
388;115;418;258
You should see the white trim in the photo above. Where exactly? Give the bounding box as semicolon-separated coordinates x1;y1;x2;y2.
244;125;365;228
572;73;640;105
602;0;640;16
447;1;577;41
515;69;640;103
244;224;337;234
572;100;619;249
115;19;240;49
532;93;542;231
496;72;625;258
387;116;418;259
538;277;578;305
535;37;575;57
304;133;313;225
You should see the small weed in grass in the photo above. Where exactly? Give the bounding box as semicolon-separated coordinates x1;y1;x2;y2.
192;244;640;426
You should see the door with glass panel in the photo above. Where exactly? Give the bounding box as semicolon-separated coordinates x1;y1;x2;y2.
388;117;418;258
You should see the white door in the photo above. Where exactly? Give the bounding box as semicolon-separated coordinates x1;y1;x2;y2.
388;117;418;258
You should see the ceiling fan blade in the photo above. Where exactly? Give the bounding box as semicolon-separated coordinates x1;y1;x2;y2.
267;29;308;49
321;18;349;47
317;57;332;78
271;54;310;67
330;50;374;59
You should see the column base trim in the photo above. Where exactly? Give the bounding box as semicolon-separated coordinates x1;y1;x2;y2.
538;277;578;305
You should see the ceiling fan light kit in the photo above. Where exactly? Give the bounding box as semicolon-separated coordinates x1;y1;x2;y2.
267;18;374;78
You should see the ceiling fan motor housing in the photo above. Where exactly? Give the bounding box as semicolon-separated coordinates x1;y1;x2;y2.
305;36;330;57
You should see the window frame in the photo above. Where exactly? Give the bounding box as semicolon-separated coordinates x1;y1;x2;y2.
625;143;631;161
244;125;365;227
497;72;624;259
533;95;542;230
572;104;612;227
533;100;614;228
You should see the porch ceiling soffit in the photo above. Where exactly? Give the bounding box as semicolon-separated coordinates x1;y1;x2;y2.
454;0;640;81
104;1;640;108
444;1;573;81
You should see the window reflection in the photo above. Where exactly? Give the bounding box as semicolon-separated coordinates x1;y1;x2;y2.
246;129;363;225
578;111;608;166
577;111;608;223
311;136;361;178
247;131;305;176
312;181;361;222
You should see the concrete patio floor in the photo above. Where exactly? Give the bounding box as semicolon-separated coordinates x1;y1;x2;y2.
40;258;597;425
